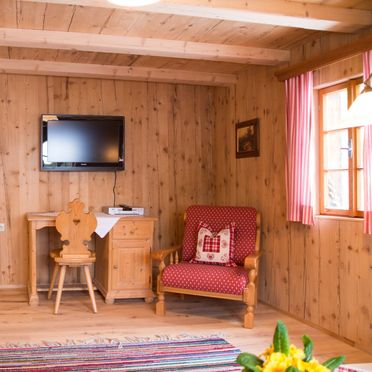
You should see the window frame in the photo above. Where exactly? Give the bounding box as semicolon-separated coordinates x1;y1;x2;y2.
319;77;364;218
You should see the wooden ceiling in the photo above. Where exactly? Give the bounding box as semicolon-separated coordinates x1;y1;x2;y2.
0;0;371;85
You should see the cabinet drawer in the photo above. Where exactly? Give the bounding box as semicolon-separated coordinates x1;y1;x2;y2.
112;220;153;240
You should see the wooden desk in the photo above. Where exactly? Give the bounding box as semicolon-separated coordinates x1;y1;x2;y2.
26;213;156;306
27;213;57;305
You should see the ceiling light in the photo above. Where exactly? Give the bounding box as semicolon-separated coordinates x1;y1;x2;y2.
107;0;160;6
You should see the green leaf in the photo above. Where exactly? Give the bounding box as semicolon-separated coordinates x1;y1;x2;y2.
322;356;346;370
285;367;300;372
242;367;262;372
273;320;290;355
302;334;313;362
236;352;264;368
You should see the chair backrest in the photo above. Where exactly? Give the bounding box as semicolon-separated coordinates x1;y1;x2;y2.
182;205;259;265
55;199;97;258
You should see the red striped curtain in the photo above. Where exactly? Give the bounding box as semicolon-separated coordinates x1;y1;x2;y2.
363;51;372;234
285;72;314;225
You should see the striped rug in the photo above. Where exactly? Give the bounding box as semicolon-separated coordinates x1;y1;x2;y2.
0;337;241;371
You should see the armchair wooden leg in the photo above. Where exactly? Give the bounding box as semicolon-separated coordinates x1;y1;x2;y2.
243;269;257;329
156;275;166;315
83;265;97;314
48;263;59;300
254;273;259;307
156;292;166;315
244;305;254;328
54;265;66;315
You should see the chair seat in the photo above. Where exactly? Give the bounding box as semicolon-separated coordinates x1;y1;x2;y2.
162;262;248;295
50;249;96;264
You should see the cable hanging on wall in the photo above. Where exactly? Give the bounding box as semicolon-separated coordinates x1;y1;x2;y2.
113;170;117;207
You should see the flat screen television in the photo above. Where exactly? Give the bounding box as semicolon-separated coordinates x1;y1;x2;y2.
41;114;125;171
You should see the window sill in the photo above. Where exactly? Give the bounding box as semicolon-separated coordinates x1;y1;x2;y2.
314;214;363;222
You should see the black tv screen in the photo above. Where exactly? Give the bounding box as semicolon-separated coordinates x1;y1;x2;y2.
41;114;124;171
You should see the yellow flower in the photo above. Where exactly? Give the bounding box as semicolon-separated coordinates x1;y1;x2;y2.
260;346;274;358
304;359;331;372
258;347;331;372
237;322;343;372
289;344;305;360
263;352;292;372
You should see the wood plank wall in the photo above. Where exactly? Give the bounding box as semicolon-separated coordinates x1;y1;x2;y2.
0;74;216;287
0;28;371;354
213;31;372;353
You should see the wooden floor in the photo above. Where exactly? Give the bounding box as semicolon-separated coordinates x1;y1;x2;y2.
0;289;371;364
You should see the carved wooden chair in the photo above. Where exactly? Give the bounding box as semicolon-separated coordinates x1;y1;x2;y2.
47;199;97;314
152;205;261;328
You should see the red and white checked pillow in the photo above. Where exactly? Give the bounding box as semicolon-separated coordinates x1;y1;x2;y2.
190;222;236;266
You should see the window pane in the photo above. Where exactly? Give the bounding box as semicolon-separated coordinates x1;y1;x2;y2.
357;170;364;211
323;130;349;170
324;171;349;210
357;126;364;168
323;88;348;130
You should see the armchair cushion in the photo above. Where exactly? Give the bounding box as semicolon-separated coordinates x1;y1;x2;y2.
162;262;248;295
190;222;236;266
182;206;257;265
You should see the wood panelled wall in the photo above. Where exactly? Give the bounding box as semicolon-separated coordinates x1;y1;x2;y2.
0;74;216;287
1;28;371;354
213;32;372;353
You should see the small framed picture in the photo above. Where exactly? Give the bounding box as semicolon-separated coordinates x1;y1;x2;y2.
236;118;260;158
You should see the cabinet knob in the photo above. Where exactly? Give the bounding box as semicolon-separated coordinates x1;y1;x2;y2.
113;265;118;270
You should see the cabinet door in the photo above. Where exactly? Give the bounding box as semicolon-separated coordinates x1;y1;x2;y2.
112;240;151;291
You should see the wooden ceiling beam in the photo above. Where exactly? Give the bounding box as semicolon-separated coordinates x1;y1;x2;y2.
275;33;372;81
21;0;372;33
0;58;237;86
0;28;289;65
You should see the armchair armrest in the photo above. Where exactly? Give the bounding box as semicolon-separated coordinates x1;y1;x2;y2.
152;245;182;276
244;252;261;271
151;245;182;262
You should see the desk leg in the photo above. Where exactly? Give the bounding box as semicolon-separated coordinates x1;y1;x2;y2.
28;222;39;306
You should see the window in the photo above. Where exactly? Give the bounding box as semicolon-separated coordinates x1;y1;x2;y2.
319;78;364;217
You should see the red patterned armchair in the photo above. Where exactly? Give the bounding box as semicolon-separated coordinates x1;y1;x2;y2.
152;205;261;328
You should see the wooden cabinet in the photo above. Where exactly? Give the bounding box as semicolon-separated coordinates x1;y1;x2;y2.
94;217;156;304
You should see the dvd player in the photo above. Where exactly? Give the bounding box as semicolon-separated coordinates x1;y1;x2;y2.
102;206;145;216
